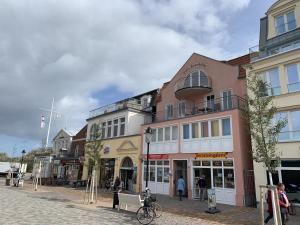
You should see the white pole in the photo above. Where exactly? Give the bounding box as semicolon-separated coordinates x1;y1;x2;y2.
45;98;54;148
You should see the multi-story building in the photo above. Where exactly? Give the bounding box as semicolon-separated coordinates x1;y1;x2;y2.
82;90;158;192
52;129;74;179
140;53;253;206
246;0;300;203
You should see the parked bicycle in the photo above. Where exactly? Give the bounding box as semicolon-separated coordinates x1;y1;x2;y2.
136;188;162;224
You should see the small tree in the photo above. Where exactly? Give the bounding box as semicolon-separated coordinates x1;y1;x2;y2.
244;75;287;185
84;124;103;203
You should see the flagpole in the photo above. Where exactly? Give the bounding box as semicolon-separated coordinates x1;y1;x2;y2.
45;98;54;148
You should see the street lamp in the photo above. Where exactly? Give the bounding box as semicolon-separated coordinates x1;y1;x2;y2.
20;149;26;173
144;127;152;189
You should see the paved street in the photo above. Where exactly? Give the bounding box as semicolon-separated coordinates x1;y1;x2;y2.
0;184;221;225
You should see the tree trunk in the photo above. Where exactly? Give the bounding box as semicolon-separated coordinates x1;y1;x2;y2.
268;171;281;225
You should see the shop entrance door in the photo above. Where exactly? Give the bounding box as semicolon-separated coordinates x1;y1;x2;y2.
173;160;188;197
120;157;134;192
193;168;211;199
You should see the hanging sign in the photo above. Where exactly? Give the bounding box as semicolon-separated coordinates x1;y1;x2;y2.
195;152;228;159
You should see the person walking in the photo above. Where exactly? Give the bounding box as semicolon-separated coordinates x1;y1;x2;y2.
112;176;121;209
278;183;290;225
198;175;207;201
176;175;185;201
264;189;273;224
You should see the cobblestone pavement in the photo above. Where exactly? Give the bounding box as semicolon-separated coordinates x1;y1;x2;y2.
0;184;221;225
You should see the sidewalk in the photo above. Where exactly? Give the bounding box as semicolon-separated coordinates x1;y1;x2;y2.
18;180;300;225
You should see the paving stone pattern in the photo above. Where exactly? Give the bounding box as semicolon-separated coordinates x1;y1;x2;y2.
0;185;220;225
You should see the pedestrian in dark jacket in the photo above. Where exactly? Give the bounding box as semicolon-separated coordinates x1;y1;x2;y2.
278;183;290;225
112;176;121;209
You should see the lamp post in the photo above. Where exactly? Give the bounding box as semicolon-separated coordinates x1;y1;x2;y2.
20;149;26;173
144;127;152;189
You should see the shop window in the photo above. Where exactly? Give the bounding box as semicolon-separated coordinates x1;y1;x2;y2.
151;128;157;142
201;121;209;137
183;124;190;139
281;170;300;201
172;126;178;140
222;118;231;136
192;123;199;139
211;120;219;137
143;166;147;181
158;128;163;142
157;167;163;182
213;161;222;167
150;166;155;182
213;168;223;188
223;160;233;167
150;161;155;165
193;161;201;166
281;160;300;167
224;169;235;188
164;161;169;166
202;161;211;166
165;127;170;141
157;161;163;165
163;167;169;183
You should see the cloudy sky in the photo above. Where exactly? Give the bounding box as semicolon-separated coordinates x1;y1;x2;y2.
0;0;276;156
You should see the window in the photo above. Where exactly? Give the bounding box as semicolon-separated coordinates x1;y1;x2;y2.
192;123;199;138
90;123;99;140
275;11;296;35
157;167;163;182
222;90;232;110
178;101;186;118
151;129;157;142
163;167;169;183
211;120;219;137
259;68;280;96
213;168;223;188
107;120;112;138
206;95;215;109
224;169;235;188
172;126;178;140
113;119;118;137
165;104;173;120
150;166;155;182
286;64;300;93
183;124;190;139
75;145;79;157
158;128;163;142
119;117;125;136
222;118;231;136
276;110;300;141
101;122;106;139
165;127;170;141
184;71;209;88
201;121;209;137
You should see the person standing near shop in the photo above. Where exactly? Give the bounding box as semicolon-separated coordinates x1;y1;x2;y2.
112;176;121;209
198;175;207;201
177;175;185;201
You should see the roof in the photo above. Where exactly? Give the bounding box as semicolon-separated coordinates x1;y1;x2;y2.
226;54;250;78
52;129;74;141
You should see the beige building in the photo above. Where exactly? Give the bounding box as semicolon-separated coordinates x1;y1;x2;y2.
82;90;158;193
246;0;300;204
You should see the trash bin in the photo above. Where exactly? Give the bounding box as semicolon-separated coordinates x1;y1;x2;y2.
5;178;11;186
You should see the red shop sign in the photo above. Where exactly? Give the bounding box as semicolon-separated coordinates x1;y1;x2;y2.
143;154;169;160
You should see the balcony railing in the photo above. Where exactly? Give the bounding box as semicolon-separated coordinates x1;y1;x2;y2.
279;130;300;142
287;82;300;93
89;98;144;118
174;75;212;93
152;95;246;123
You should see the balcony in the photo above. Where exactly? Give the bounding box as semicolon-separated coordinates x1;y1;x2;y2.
249;27;300;62
89;98;144;119
174;72;212;99
152;95;246;123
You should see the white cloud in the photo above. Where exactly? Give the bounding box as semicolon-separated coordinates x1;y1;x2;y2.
0;0;251;145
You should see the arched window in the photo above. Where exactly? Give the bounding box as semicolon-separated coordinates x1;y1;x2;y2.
184;71;209;88
121;157;134;169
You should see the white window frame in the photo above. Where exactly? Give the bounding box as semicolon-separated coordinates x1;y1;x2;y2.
286;63;300;93
258;68;280;96
275;10;296;35
165;104;173;120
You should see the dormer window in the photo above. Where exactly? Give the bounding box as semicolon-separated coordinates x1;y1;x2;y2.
275;11;296;35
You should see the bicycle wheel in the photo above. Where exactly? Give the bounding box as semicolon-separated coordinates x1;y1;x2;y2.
136;206;155;225
151;202;162;218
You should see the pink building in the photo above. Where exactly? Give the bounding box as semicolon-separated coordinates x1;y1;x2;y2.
140;53;253;206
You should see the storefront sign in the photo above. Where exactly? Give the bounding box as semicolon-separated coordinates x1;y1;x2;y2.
195;152;228;159
143;154;169;159
207;189;216;208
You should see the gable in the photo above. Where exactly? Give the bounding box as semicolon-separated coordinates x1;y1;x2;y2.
117;140;138;152
267;0;296;14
